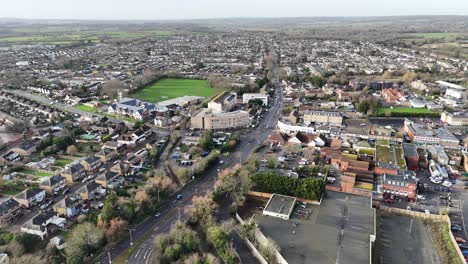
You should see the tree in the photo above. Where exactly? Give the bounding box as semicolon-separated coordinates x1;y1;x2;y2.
65;222;104;262
6;121;30;134
382;70;393;79
357;100;371;114
10;254;49;264
100;192;119;222
187;193;217;229
183;253;220;264
310;75;325;88
402;71;417;83
66;145;78;156
199;131;214;150
154;221;200;264
105;218;128;243
102;79;126;99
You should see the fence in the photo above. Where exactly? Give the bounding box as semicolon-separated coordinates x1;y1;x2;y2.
235;213;289;264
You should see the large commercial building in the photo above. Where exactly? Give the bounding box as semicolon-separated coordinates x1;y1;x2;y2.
190;108;249;131
303;111;343;125
242;93;269;106
404;120;460;148
207;91;237;113
441;112;468;126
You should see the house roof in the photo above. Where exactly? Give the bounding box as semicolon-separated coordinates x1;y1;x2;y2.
268;132;289;144
78;182;100;194
0;198;19;214
15;188;44;200
32;211;55;226
40;175;65;187
96;171;118;182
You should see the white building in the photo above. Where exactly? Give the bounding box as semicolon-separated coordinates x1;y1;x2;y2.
262;194;296;220
242;93;269;106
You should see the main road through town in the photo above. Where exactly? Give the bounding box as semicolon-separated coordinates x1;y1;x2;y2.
95;48;283;264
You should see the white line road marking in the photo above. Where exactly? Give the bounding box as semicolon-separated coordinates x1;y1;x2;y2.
135;247;142;258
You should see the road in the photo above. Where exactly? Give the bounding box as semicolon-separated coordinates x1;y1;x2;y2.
95;47;283;264
2;89;171;135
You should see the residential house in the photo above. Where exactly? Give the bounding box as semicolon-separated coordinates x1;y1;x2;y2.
53;197;80;218
20;211;66;240
80;156;102;171
39;175;66;194
0;198;22;224
95;148;117;162
287;132;317;148
382;88;405;104
266;132;289;146
14;188;46;208
95;171;119;188
11;140;38;156
77;182;105;200
60;163;86;183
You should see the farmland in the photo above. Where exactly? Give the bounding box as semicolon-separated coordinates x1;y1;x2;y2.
131;78;219;103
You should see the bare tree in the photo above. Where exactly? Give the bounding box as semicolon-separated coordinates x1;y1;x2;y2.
102;79;126;99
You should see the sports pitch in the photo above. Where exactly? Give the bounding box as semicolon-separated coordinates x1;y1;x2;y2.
131;78;217;102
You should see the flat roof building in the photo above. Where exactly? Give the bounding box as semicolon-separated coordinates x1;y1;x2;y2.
190;108;249;131
263;193;296;220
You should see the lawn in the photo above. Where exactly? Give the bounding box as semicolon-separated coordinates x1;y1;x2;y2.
375;107;439;117
75;104;98;113
394;146;407;170
55;159;74;168
131;78;218;103
19;169;53;177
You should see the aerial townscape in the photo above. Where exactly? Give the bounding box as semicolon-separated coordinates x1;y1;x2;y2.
0;2;467;264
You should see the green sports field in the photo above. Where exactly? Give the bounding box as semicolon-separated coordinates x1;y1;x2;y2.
375;107;439;117
131;78;218;102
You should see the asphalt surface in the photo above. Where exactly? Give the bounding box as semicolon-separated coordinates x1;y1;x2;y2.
95;49;283;264
254;191;374;264
379;213;441;264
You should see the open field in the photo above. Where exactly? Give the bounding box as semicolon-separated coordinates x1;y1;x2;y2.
0;28;175;46
375;107;439;117
75;104;98;113
131;78;218;102
404;32;467;39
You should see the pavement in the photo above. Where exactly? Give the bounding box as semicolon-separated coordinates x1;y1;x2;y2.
95;48;283;264
254;191;374;264
379;213;441;264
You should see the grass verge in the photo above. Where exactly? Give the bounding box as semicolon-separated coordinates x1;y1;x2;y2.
424;219;464;264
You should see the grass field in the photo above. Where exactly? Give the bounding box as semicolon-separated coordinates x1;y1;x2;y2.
75;104;98;113
20;169;53;177
55;159;74;168
131;78;218;102
375;107;439;117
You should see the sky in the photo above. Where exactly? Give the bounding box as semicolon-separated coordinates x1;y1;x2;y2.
1;0;466;20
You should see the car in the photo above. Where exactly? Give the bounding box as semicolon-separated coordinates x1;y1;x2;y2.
219;160;224;165
155;212;161;217
326;177;336;184
442;181;453;188
61;188;70;195
417;194;426;200
459;243;468;250
456;237;467;244
424;209;430;215
451;225;463;232
384;199;395;204
176;194;183;200
40;200;53;210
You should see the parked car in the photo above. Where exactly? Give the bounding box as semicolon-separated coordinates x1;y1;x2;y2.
442;181;453;188
326;177;336;184
451;225;463;232
458;243;468;250
456;237;467;244
176;194;183;200
417;194;426;200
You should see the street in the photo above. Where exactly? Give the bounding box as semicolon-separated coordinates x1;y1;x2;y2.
95;47;283;264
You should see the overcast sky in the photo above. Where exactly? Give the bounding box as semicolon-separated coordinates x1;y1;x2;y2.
1;0;467;20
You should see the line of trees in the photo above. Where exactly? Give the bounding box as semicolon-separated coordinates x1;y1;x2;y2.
251;172;325;201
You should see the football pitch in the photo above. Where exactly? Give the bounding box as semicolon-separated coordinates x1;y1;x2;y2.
131;78;217;102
